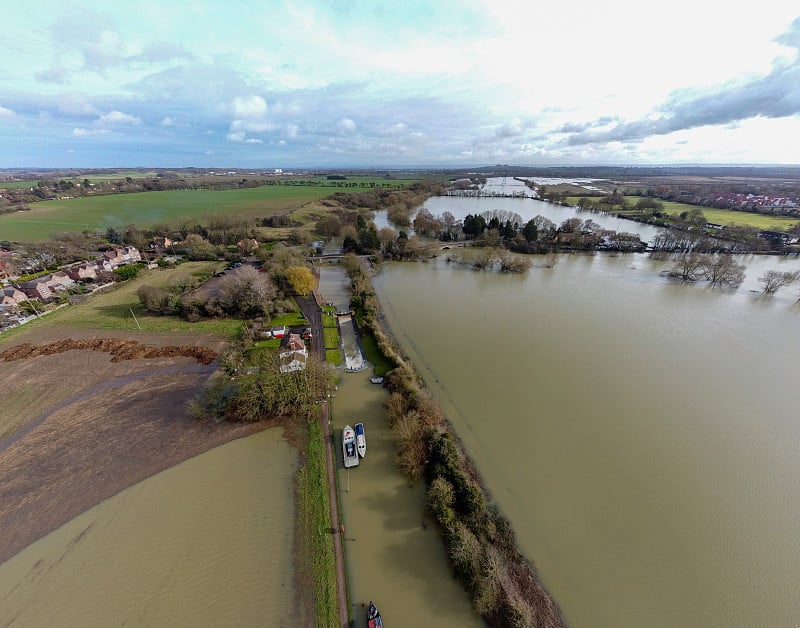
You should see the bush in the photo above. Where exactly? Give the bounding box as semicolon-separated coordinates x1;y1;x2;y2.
113;264;142;281
137;285;172;314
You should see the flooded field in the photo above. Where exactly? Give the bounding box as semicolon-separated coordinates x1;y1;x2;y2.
374;254;800;628
0;429;296;627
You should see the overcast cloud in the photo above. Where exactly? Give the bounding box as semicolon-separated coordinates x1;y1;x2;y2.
1;1;798;167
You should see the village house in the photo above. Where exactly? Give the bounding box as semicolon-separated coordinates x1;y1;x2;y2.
151;236;172;253
103;246;142;268
279;333;308;373
0;286;27;309
46;271;75;292
64;262;99;282
20;277;54;301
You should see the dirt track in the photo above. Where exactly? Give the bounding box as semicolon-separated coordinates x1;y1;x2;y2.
0;337;218;364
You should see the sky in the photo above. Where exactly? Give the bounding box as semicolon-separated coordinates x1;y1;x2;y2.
1;0;799;168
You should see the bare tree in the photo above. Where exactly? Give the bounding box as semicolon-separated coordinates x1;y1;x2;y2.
758;269;800;295
703;254;746;287
668;252;710;281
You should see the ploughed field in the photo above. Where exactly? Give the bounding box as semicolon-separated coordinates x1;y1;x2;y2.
0;264;269;564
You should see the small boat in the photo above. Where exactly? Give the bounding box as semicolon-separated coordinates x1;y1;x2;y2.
370;376;384;385
367;601;383;628
355;422;366;458
342;425;359;468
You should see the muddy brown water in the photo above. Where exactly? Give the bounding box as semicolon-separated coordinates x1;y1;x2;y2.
0;429;296;627
319;265;481;627
373;253;800;628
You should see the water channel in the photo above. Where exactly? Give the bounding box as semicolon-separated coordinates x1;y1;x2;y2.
319;264;481;627
0;429;296;627
373;252;800;628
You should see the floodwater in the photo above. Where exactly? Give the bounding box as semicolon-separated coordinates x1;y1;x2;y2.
373;253;800;628
372;177;663;243
319;267;481;627
0;429;296;627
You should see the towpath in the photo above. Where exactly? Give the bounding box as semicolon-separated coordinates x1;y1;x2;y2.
297;292;349;626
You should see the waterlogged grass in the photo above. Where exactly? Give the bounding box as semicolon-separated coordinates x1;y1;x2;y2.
0;177;417;241
359;329;395;376
298;417;339;627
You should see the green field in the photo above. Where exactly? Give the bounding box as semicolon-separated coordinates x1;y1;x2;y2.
566;196;799;231
0;262;243;345
0;177;415;241
0;181;39;189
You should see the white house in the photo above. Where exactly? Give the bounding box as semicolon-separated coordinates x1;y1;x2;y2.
279;333;308;373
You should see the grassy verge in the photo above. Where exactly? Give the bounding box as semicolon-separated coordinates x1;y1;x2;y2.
326;349;343;366
297;417;339;627
322;312;337;327
323;327;339;350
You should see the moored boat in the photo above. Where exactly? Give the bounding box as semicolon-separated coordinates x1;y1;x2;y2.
355;422;366;458
367;601;383;628
342;425;359;468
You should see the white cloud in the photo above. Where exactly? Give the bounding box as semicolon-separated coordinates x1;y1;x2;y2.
245;138;263;144
337;117;356;132
229;119;277;134
73;127;111;136
0;105;15;119
226;131;246;142
219;95;268;118
96;110;142;127
160;117;175;126
285;123;299;138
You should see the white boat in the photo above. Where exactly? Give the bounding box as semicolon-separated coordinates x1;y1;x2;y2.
355;422;366;458
342;425;359;468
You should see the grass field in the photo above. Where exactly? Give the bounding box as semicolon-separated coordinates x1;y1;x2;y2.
0;177;416;241
566;196;799;231
0;262;244;345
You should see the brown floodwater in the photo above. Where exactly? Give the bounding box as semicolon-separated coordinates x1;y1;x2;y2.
373;253;800;628
319;265;481;627
0;428;296;627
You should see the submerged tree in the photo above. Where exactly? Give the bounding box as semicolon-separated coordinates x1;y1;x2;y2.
704;254;746;288
758;269;800;295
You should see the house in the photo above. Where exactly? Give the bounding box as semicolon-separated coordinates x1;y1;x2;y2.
46;271;75;292
65;262;98;282
151;236;172;252
0;286;27;309
279;333;308;373
103;246;142;268
21;278;54;301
